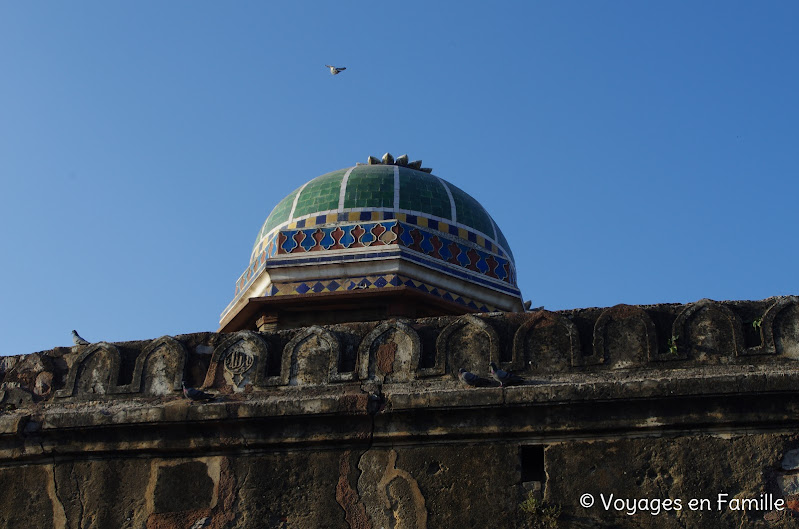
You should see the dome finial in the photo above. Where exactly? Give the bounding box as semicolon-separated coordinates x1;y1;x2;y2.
364;153;432;173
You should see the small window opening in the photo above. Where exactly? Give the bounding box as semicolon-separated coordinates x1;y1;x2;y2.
520;445;546;483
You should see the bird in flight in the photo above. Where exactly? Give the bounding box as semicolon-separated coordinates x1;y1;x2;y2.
326;65;346;75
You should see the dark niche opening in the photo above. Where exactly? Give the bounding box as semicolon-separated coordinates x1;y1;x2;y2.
520;444;546;483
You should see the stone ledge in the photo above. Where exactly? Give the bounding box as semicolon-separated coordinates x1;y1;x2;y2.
0;365;793;432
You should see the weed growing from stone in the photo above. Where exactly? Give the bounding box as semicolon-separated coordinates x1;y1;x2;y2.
667;335;679;355
520;492;561;529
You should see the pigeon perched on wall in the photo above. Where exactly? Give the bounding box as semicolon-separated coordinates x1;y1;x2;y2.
182;382;215;402
488;362;524;387
71;330;90;346
523;301;544;311
326;65;346;75
367;392;385;415
458;368;492;387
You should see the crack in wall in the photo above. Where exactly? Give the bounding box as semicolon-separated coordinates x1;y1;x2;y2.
233;458;252;527
71;465;85;529
335;382;383;529
342;381;429;529
46;459;67;529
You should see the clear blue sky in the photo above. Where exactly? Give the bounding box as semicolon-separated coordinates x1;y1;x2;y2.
1;2;797;355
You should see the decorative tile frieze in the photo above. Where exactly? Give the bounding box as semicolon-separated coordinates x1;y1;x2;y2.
235;220;517;297
251;210;508;262
258;273;498;313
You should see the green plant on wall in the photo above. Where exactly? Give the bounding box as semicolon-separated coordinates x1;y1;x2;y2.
667;335;679;355
520;492;561;529
752;317;763;330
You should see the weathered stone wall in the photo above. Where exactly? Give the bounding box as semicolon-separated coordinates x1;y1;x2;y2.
1;296;798;528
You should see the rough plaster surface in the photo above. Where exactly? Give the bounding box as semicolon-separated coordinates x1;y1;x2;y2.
0;297;797;527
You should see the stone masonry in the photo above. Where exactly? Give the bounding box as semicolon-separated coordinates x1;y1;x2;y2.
1;296;799;528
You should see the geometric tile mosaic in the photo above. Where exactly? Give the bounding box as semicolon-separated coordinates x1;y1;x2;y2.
236;220;517;297
252;210;509;261
260;273;498;313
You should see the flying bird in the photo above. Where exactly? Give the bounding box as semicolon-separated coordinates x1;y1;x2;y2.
326;65;346;75
71;330;90;346
458;368;492;387
182;382;215;402
488;362;524;387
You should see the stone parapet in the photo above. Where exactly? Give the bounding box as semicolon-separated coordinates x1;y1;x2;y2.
0;296;797;528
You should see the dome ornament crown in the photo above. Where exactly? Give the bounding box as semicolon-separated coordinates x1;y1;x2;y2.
357;153;432;173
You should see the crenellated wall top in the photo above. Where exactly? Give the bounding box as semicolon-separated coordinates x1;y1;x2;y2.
1;296;796;409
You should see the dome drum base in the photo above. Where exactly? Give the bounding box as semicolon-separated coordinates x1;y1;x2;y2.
219;257;522;332
221;246;523;333
219;286;477;333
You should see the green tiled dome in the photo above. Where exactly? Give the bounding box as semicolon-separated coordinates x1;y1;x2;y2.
252;160;514;264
